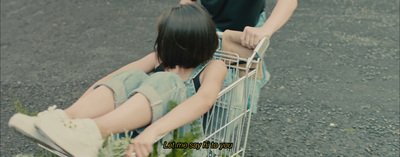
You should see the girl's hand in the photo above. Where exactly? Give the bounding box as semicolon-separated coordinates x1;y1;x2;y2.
125;130;157;157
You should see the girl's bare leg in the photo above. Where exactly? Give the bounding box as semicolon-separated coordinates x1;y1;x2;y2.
64;86;115;119
94;93;152;138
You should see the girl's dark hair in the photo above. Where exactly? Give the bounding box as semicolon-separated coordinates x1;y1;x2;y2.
155;4;218;69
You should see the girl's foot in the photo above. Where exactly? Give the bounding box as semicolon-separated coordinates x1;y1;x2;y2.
35;118;104;156
8;105;68;154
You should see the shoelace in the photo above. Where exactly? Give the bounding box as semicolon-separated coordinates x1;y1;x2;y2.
37;105;58;117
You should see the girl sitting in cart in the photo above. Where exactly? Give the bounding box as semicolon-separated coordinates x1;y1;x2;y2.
9;3;226;157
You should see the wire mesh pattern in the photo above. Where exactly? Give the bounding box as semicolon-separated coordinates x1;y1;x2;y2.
200;49;261;157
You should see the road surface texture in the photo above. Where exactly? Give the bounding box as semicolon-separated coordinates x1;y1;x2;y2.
1;0;399;156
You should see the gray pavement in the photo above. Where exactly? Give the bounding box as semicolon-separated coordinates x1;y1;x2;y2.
1;0;399;156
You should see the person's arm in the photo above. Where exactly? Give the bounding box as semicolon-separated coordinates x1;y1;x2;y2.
78;52;158;100
241;0;298;49
179;0;195;4
223;30;253;58
125;60;227;157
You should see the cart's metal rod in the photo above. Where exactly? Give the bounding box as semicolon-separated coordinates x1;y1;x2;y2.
217;70;256;97
201;111;247;142
231;149;244;157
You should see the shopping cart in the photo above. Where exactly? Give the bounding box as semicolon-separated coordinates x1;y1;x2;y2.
38;32;270;157
145;32;270;157
197;32;269;157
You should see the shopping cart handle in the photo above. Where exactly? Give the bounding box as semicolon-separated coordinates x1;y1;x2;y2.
217;31;270;58
254;37;270;58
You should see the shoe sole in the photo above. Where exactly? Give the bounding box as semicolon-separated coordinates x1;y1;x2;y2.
9;114;69;156
10;127;70;156
34;126;76;156
35;121;99;156
38;143;69;157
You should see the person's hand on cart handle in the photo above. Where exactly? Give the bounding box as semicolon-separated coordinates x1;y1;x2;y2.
241;26;271;50
241;0;297;49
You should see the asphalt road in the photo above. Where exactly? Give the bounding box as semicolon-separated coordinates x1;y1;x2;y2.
1;0;399;156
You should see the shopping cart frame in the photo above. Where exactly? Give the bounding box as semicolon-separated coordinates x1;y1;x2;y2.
197;32;269;157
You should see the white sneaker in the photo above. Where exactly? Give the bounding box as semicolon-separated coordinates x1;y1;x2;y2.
35;118;104;157
8;105;68;154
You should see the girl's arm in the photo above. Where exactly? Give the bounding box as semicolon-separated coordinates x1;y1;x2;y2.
78;52;158;100
125;59;227;157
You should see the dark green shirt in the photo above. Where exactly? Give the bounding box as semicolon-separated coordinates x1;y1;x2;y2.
201;0;265;31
